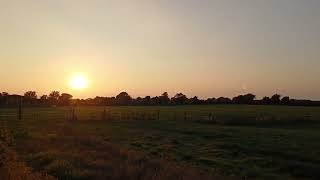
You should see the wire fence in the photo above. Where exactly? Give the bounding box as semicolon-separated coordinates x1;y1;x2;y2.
0;107;215;124
0;105;318;129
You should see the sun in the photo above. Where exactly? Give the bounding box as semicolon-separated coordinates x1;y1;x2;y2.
70;74;88;90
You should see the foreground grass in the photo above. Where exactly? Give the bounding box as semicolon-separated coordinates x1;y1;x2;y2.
2;105;320;179
80;119;320;179
0;128;55;180
14;120;222;180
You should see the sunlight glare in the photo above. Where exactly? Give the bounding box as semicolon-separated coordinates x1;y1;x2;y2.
70;74;88;90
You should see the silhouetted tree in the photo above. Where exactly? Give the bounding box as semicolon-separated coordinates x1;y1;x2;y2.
151;96;161;105
159;92;170;105
49;91;60;105
171;93;188;105
134;97;143;105
116;92;132;105
39;95;48;104
232;95;243;104
59;93;73;106
24;91;37;104
0;90;318;107
103;97;115;106
206;98;216;104
142;96;151;105
24;91;37;99
93;96;106;106
261;96;271;104
188;96;201;104
216;97;232;104
232;93;256;104
271;94;281;104
281;96;290;105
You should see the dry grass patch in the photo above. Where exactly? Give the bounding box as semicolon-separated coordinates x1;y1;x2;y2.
17;123;226;180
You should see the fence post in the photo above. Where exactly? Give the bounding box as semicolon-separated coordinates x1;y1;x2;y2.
184;112;187;121
71;106;77;122
71;107;74;121
157;110;160;120
209;113;212;121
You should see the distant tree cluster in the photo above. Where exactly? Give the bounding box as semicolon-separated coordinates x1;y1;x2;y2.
0;91;319;107
0;91;72;106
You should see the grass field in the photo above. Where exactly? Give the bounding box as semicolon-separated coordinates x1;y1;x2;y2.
1;105;320;179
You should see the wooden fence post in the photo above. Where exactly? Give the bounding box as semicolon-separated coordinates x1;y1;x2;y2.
71;106;77;122
209;113;213;121
71;107;74;121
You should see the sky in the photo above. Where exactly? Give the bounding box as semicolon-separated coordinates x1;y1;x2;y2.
0;0;320;100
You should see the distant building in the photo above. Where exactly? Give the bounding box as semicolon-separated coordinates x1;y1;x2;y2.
6;95;23;105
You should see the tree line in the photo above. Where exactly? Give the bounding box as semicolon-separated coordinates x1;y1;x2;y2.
0;91;319;107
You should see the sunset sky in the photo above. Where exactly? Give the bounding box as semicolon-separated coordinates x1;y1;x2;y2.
1;0;319;99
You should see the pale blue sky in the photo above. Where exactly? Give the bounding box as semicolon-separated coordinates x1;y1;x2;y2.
0;0;319;99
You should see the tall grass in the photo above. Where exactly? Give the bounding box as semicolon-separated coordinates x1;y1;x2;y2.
20;123;223;180
0;126;55;180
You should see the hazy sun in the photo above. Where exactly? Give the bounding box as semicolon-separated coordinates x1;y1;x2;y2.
70;74;88;90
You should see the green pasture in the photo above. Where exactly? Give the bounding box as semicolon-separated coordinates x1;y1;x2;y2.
1;105;320;179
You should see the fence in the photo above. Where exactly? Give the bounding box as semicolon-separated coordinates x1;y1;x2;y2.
0;105;317;128
0;107;218;126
